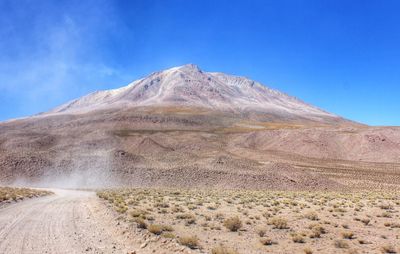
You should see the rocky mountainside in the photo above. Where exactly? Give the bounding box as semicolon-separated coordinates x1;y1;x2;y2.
0;65;399;190
48;64;348;125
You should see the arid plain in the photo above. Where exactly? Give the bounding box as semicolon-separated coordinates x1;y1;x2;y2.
0;65;399;253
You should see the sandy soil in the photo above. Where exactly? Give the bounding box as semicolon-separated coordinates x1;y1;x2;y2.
0;189;137;254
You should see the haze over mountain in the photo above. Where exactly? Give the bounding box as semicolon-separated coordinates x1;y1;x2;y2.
0;65;399;190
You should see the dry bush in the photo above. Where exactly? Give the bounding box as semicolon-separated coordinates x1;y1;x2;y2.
309;224;326;238
304;211;319;221
260;237;275;246
162;232;175;238
148;224;163;235
291;233;305;243
211;245;239;254
179;235;199;249
130;209;147;218
269;217;289;229
257;228;266;237
342;231;355;239
303;247;313;254
223;216;242;232
133;218;147;229
360;218;370;226
334;240;350;249
381;245;397;253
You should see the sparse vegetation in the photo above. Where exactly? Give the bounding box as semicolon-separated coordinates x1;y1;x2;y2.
97;188;400;254
0;187;52;203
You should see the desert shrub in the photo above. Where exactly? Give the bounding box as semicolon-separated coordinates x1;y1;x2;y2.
176;213;195;220
130;209;147;218
260;238;275;245
342;231;355;239
379;204;393;210
211;245;239;254
223;216;242;232
148;224;163;235
334;240;349;249
179;235;199;249
161;225;174;232
291;233;305;243
304;211;319;221
381;245;397;253
309;224;326;238
269;217;289;229
303;247;313;254
257;228;266;237
360;218;370;225
116;205;128;214
162;232;175;238
133;218;147;229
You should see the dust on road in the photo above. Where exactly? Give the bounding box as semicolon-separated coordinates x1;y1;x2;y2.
0;189;130;254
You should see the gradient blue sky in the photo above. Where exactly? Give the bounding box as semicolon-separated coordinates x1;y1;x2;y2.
1;0;399;125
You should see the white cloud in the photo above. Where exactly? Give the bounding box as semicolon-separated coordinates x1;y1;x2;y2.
0;0;125;117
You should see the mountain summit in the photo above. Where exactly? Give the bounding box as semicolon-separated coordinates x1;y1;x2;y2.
49;64;346;124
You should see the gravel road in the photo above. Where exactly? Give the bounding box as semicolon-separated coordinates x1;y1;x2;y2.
0;189;131;254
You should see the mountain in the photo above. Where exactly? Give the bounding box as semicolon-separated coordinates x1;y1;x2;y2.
47;64;349;125
0;64;399;190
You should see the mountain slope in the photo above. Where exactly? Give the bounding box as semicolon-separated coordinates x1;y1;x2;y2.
1;64;399;190
48;64;346;125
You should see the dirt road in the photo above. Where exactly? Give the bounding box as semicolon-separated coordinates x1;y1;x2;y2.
0;189;132;254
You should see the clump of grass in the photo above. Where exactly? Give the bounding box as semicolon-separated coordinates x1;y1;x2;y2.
334;240;349;249
211;245;239;254
133;217;147;229
303;247;313;254
269;217;289;229
179;235;199;249
360;218;370;226
291;233;305;243
130;209;147;218
342;231;355;239
257;228;266;237
308;223;326;238
223;216;242;232
381;245;397;253
304;211;319;221
162;232;175;238
161;225;174;232
260;237;275;246
147;224;163;235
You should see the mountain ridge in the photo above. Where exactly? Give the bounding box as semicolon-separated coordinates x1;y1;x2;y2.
46;64;347;125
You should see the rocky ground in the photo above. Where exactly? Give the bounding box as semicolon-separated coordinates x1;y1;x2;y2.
0;107;399;191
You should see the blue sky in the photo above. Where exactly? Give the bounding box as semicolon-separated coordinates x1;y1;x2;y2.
0;0;399;125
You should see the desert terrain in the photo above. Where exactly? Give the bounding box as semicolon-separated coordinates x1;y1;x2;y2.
0;65;399;253
97;188;400;254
